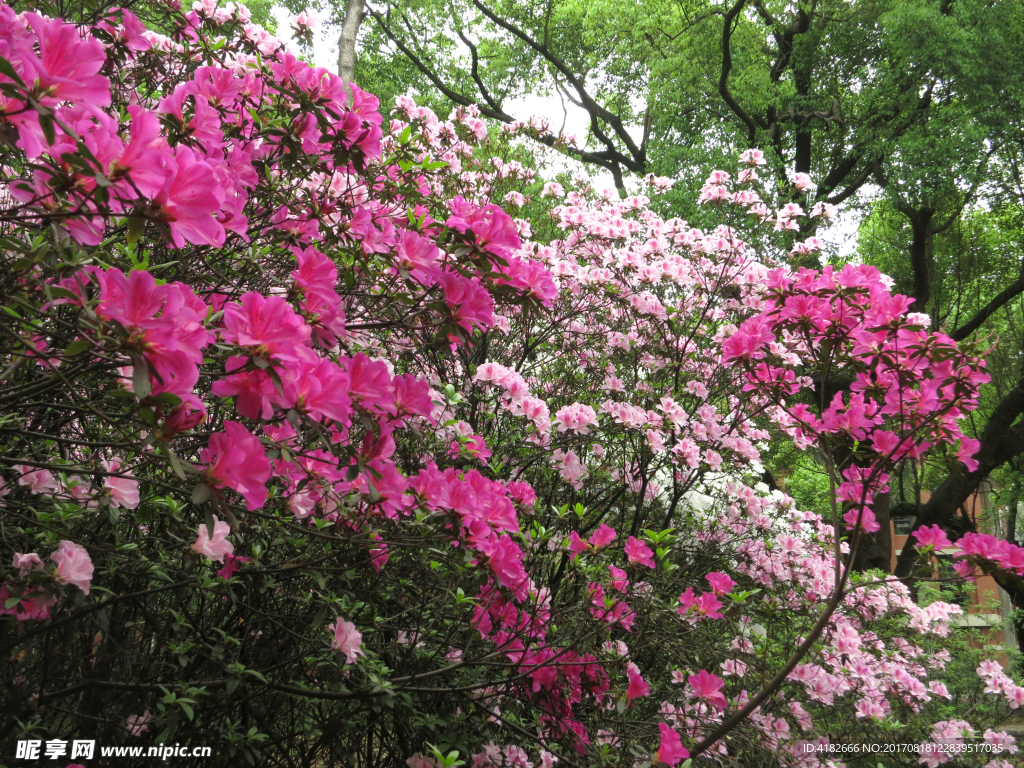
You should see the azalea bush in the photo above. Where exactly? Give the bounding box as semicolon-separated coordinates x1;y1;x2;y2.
0;3;1023;768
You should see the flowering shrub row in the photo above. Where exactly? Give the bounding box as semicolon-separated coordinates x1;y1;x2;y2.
0;2;1021;767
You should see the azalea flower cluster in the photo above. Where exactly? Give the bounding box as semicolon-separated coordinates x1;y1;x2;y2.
0;0;552;607
913;525;1024;575
415;158;1017;762
0;1;1019;764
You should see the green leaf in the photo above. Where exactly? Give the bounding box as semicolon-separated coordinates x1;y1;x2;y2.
152;392;183;406
63;339;91;356
126;216;147;244
166;448;189;481
38;112;55;147
191;484;213;505
0;55;26;86
130;353;152;400
45;286;81;301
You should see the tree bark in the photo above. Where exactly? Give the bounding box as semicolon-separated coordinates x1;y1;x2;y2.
894;376;1024;579
901;206;935;313
337;0;366;85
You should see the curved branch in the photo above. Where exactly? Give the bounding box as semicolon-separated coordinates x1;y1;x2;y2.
720;0;762;146
368;6;511;121
950;269;1024;340
468;0;646;173
691;531;862;757
894;377;1024;578
453;25;505;117
367;7;631;178
822;159;874;205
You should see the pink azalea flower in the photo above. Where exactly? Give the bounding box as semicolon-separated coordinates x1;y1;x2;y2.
463;435;491;464
15;465;57;494
500;256;557;306
694;592;725;620
200;421;271;510
439;271;495;333
608;565;629;592
842;505;881;534
328;617;365;664
706;571;736;595
125;710;150;737
221;292;312;363
625;661;650;700
390;374;435;421
624;536;655;568
345;353;396;414
739;148;766;166
688;669;728;711
22;13;111;108
212;357;281;420
958;437;981;472
445;196;521;259
912;524;952;553
952;560;975;578
12;552;43;576
395;229;440;273
477;535;529;600
369;536;389;573
283;358;353;426
290;245;346;345
656;723;689;766
113;106;174;200
193;516;234;563
589;523;616;549
102;459;140;509
567;531;589;559
146;145;226;248
553;403;598;434
51;541;94;595
0;583;55;621
216;553;251;580
677;587;697;614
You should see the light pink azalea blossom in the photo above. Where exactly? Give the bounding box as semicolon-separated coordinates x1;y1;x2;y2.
15;465;57;494
125;709;150;737
328;618;365;664
51;541;94;595
193;516;234;563
102;459;140;509
12;552;43;576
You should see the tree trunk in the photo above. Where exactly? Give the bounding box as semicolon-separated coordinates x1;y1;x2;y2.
894;376;1024;579
904;207;935;313
337;0;366;85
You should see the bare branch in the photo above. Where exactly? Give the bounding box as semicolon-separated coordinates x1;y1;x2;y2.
367;5;638;183
469;0;646;173
950;266;1024;341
